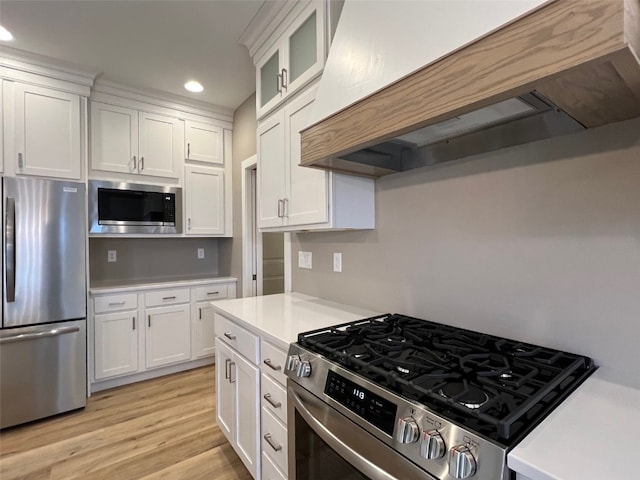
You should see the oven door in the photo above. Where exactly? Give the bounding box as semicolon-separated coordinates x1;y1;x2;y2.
287;381;435;480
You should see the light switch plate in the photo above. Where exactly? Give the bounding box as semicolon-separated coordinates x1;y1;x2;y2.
333;253;342;272
107;250;117;263
298;251;312;269
197;248;205;259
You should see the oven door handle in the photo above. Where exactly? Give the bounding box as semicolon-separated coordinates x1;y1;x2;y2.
289;387;435;480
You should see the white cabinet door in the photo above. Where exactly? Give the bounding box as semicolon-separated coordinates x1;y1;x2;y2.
185;120;223;165
90;102;138;175
94;311;138;380
233;351;260;479
13;83;81;180
258;110;287;228
215;337;234;441
185;165;225;235
138;111;181;178
285;87;328;226
194;302;216;358
145;303;191;369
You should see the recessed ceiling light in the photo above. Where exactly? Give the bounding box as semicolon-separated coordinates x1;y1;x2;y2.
184;81;204;93
0;26;14;42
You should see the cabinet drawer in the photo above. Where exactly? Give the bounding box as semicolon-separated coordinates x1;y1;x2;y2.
215;314;259;364
144;288;190;307
195;284;228;302
261;340;288;386
261;407;288;474
94;293;137;314
262;451;286;480
261;373;287;425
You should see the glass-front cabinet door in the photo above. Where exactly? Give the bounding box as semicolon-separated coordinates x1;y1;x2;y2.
258;48;282;115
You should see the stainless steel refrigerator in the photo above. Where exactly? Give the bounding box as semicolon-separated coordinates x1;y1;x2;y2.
0;176;87;429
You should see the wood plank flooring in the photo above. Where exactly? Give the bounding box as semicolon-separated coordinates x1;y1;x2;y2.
0;366;253;480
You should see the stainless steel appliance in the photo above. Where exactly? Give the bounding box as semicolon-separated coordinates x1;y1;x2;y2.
88;179;182;235
1;177;87;429
286;314;595;480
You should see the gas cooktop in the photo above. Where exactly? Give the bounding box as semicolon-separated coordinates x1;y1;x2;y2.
296;313;595;446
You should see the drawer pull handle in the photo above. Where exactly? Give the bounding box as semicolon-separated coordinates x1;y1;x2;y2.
263;359;281;371
225;358;231;379
263;393;282;409
263;433;282;452
224;332;236;340
108;301;126;306
162;296;177;300
207;291;220;295
132;317;136;330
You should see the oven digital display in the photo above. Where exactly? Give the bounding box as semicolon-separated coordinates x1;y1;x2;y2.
324;370;397;436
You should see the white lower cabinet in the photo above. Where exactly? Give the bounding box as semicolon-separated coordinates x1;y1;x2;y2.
145;303;191;369
94;310;138;380
194;302;216;358
215;333;260;479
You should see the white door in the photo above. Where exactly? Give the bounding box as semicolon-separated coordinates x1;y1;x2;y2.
233;352;260;479
215;338;234;441
138;111;181;178
94;311;138;380
185;120;223;164
145;304;191;368
90;101;138;175
0;81;4;174
185;165;225;235
13;83;81;180
285;87;328;226
258;110;286;228
194;303;216;358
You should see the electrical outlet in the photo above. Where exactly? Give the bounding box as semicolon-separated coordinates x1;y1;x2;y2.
197;248;205;259
298;251;312;269
107;250;117;263
333;253;342;272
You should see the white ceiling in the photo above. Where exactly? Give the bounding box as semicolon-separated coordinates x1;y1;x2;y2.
0;0;266;111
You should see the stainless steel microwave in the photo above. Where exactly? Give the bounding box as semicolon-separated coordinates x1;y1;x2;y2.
89;180;182;234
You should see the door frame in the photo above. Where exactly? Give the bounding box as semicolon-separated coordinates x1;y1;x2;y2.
241;155;262;297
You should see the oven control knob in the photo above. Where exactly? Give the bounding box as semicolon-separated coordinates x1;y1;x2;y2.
286;355;300;372
396;417;420;444
420;429;446;460
296;360;312;378
449;445;477;479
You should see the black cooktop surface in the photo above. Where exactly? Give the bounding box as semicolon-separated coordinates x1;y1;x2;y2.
297;313;596;445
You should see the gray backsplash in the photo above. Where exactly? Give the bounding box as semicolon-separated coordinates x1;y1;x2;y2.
89;237;220;284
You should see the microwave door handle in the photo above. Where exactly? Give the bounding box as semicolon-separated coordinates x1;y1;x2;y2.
6;197;16;302
288;387;429;480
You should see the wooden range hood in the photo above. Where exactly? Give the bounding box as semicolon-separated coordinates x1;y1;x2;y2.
300;0;640;178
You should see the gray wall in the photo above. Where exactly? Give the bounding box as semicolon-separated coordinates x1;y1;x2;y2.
90;238;219;284
293;117;640;377
219;93;257;294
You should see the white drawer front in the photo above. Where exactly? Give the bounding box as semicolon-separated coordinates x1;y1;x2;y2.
195;284;228;302
215;314;259;364
261;407;288;474
261;340;287;386
262;451;286;480
261;373;287;425
144;288;190;307
94;293;137;314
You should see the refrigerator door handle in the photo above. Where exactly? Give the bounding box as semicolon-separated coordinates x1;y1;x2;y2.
6;197;16;303
0;326;80;344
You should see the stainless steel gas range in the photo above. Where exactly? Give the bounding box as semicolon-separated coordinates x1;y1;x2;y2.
284;314;595;480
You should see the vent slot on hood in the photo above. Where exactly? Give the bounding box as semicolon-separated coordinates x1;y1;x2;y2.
338;92;584;173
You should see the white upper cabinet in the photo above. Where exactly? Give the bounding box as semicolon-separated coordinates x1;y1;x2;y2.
185;120;223;165
90;101;180;179
184;165;225;235
257;110;287;229
12;83;81;180
256;2;326;119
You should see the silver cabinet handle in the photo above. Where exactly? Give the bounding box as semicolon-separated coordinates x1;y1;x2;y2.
198;307;202;320
225;358;231;379
0;326;79;344
263;393;282;409
140;156;145;171
162;296;176;300
263;359;281;371
277;199;284;218
148;315;151;327
5;197;16;303
132;155;137;170
188;218;191;230
224;332;236;340
283;198;289;218
276;73;283;94
17;153;23;169
132;317;136;330
281;68;288;89
109;301;126;306
229;361;236;383
206;291;220;296
263;433;282;452
187;142;191;158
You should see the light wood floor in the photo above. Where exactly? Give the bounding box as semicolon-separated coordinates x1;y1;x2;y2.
0;366;253;480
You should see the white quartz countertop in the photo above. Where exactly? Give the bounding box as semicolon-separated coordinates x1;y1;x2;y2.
89;275;237;294
508;368;640;480
210;292;379;350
